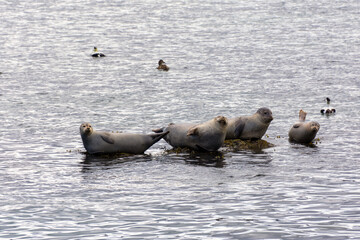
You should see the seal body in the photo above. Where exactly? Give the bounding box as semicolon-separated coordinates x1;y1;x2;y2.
226;107;273;140
80;123;168;154
288;110;320;144
153;116;228;151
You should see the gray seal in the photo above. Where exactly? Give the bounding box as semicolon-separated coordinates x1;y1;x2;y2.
288;110;320;143
225;107;273;140
153;116;228;151
80;123;169;154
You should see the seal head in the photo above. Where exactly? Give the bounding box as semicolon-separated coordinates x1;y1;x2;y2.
256;107;273;124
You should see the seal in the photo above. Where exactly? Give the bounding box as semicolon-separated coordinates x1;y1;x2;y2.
157;59;169;71
80;123;169;154
225;107;273;140
320;97;336;115
288;110;320;144
91;47;106;57
152;116;228;151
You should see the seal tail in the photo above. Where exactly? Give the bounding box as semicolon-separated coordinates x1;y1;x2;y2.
195;144;214;152
152;127;165;133
299;109;307;122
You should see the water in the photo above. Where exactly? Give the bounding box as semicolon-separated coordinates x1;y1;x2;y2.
1;0;360;239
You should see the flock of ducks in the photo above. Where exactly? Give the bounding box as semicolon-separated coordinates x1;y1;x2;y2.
0;47;165;75
91;47;169;71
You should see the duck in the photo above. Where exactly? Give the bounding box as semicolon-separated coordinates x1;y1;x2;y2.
91;47;106;57
157;59;169;71
320;97;336;115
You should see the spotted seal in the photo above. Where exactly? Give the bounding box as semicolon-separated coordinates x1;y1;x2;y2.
153;116;228;151
80;123;168;154
288;110;320;143
225;107;273;140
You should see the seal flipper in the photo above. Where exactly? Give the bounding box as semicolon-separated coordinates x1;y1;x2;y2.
150;131;169;142
187;126;199;136
299;110;307;121
234;118;245;138
152;128;164;133
100;132;115;144
195;144;211;152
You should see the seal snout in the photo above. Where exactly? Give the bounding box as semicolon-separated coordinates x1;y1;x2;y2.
311;127;319;133
80;123;93;135
310;122;320;132
216;116;228;126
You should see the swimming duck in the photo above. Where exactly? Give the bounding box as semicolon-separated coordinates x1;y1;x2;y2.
320;97;336;115
157;59;169;71
91;47;106;57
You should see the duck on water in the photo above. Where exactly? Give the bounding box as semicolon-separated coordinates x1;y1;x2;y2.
91;47;106;57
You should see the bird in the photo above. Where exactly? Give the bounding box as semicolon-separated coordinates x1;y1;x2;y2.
157;59;169;71
91;47;106;57
320;97;336;115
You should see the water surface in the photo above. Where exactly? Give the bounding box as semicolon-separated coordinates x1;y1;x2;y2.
0;0;359;239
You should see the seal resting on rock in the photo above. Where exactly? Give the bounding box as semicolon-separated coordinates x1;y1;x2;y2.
225;107;273;140
152;116;228;151
288;110;320;144
157;59;169;71
80;123;169;154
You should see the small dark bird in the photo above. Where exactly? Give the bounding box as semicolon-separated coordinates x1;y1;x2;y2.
157;59;169;71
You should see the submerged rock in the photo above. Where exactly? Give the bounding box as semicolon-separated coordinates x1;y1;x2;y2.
223;139;275;152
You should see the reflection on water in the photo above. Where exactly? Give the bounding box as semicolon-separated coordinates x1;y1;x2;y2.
170;151;226;168
81;152;153;172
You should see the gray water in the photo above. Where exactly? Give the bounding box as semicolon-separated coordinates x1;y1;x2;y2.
1;0;360;239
